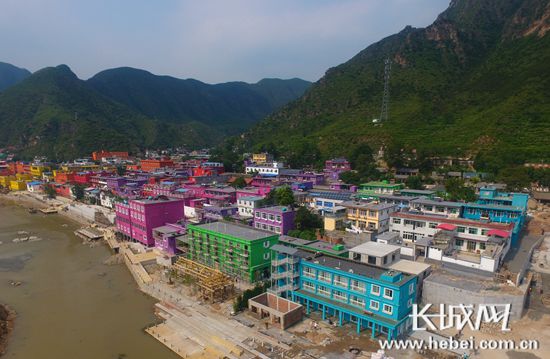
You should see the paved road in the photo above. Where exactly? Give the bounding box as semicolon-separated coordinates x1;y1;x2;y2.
504;235;543;273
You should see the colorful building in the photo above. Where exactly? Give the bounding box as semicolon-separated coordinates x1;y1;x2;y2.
54;171;76;184
30;164;51;178
253;206;295;235
477;187;529;210
92;150;129;161
115;198;184;246
324;158;351;182
342;201;398;233
237;196;264;218
140;158;175;172
252;153;273;165
461;203;525;244
409;198;462;217
9;180;27;191
357;181;404;199
270;247;417;339
187;222;278;282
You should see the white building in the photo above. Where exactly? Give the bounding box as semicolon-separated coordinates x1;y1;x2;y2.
348;241;401;266
409;198;462;217
237;196;263;217
245;161;284;175
100;191;115;209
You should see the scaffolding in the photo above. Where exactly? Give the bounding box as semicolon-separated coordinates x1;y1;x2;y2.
172;257;234;302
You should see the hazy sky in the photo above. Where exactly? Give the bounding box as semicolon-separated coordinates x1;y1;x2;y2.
0;0;450;83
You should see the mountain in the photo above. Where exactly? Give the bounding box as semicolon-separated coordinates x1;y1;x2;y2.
0;65;214;160
0;65;311;159
239;0;550;170
87;67;311;135
0;62;31;91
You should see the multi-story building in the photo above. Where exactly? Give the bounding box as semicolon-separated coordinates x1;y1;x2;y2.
477;186;529;210
245;161;284;176
461;203;525;244
115;198;184;246
253;206;295;235
357;181;404;199
342;201;398;233
140;158;175;172
398;189;436;199
324;158;351;182
252;153;273;165
237;196;263;217
348;241;401;267
92;150;129;161
187;222;278;282
409;198;463;217
376;194;419;208
30;164;51;178
273;249;417;339
389;211;516;243
152;223;186;255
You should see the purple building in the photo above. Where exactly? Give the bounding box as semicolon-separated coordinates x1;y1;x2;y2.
253;206;295;235
115;198;185;247
324;158;351;181
106;176;127;191
152;222;186;255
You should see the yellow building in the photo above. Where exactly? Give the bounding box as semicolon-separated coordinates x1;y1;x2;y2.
0;176;15;188
10;180;27;191
60;163;99;172
341;201;398;233
30;165;51;178
252;153;272;165
15;173;32;181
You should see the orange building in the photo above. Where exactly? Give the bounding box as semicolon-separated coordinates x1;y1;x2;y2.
55;171;76;184
92;150;129;161
140;158;175;172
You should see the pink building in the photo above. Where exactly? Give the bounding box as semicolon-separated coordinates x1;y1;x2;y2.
236;186;271;200
115;198;184;246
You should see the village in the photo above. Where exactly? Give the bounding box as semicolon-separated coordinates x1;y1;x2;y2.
0;149;549;359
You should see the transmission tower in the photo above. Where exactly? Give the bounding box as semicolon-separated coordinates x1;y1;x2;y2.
378;57;392;123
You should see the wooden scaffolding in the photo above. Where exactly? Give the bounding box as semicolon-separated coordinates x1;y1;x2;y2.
172;257;234;302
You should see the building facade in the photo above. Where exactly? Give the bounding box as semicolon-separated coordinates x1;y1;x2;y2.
342;201;398;233
254;206;295;235
187;222;278;282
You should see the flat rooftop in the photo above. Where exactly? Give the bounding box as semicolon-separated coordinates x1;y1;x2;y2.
255;206;294;213
299;251;412;285
410;198;463;207
302;241;348;255
389;259;431;276
278;235;316;247
349;241;401;257
189;221;275;241
341;201;397;211
392;211;515;230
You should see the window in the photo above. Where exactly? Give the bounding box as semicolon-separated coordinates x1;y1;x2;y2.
481;229;489;236
468;227;478;235
403;232;416;241
429;222;438;229
318;271;331;283
371;284;380;296
268;214;274;221
479;242;486;250
333;275;347;288
255;223;261;229
370;300;379;310
263;241;270;248
303;281;315;292
383;304;393;315
276;215;281;222
350;280;365;293
392;218;401;224
303;267;315;278
262;212;266;219
318;285;330;297
350;295;365;308
275;227;281;234
455;239;464;247
436;206;445;213
457;226;466;233
333;290;347;302
255;211;260;218
424;205;433;211
263;253;270;260
383;288;393;299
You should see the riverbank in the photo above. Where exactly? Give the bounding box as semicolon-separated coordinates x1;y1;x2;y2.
0;192;93;227
0;304;16;357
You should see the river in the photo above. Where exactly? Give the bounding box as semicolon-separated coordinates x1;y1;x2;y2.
0;203;177;358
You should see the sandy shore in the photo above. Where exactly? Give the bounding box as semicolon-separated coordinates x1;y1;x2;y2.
0;304;16;357
0;192;91;227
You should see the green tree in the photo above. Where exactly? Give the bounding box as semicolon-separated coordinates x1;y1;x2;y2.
73;184;85;201
43;184;57;199
339;171;362;185
116;165;126;176
405;176;424;190
444;178;476;202
497;166;531;191
275;186;295;207
294;206;323;231
230;176;247;189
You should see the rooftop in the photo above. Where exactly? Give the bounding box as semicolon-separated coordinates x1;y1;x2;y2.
399;189;436;195
349;241;401;257
388;260;431;276
256;206;294;213
341;201;397;211
392;211;515;230
306;191;353;201
238;196;264;202
302;241;348;255
278;235;316;247
410;198;463;208
189;221;275;241
300;251;412;285
462;202;523;211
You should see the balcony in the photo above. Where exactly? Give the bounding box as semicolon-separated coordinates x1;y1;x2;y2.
239;251;249;257
268;283;296;293
271;271;289;280
272;257;299;266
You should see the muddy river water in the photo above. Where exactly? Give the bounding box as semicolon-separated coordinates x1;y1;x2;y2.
0;204;177;358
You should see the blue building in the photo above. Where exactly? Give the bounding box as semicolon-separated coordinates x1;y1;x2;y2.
461;203;525;244
477;187;529;210
270;246;417;339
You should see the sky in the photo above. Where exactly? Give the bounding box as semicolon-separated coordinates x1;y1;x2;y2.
0;0;450;83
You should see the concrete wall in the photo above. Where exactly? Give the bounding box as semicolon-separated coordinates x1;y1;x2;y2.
422;277;526;321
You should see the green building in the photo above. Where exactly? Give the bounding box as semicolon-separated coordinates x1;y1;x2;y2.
187;222;279;283
357;181;404;199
